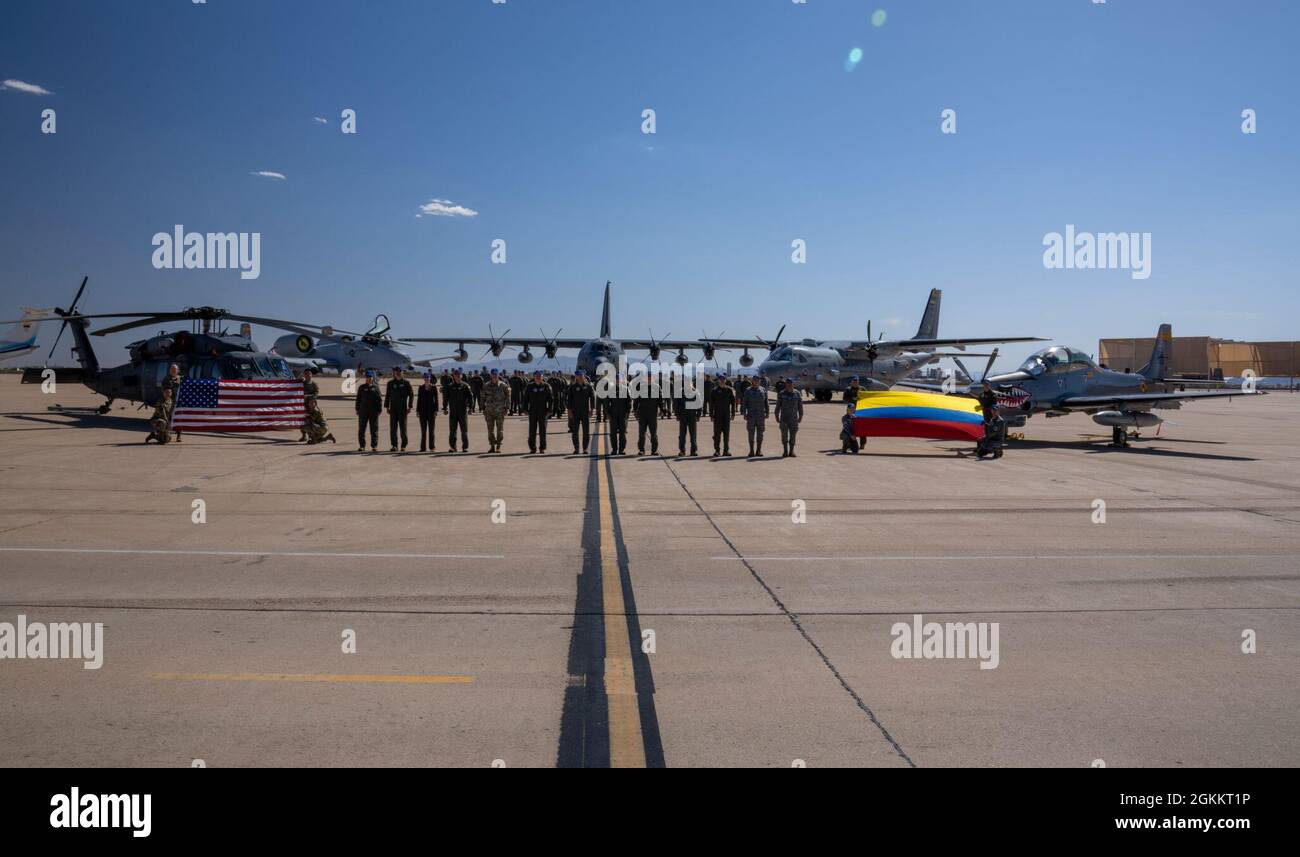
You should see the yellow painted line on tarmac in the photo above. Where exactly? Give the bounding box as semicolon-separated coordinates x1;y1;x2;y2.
150;673;473;684
597;433;647;768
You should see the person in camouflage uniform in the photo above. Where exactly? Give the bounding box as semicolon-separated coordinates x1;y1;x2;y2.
301;369;335;444
160;363;184;441
480;367;511;453
145;385;177;444
741;375;770;457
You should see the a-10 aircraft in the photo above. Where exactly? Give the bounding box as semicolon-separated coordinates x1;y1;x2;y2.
406;281;728;376
269;314;444;375
901;324;1262;447
705;289;1045;401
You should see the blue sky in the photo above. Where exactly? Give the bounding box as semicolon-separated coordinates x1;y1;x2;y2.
1;0;1296;368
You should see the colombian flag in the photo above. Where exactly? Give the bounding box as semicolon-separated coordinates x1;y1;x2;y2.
852;390;985;441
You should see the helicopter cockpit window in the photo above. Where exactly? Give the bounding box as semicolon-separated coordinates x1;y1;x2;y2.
222;356;257;379
268;357;292;377
252;356;275;377
793;352;808;364
771;347;792;362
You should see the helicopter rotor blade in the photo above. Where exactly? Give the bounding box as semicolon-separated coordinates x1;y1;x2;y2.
48;276;89;360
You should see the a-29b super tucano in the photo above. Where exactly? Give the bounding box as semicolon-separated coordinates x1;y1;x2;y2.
899;324;1263;447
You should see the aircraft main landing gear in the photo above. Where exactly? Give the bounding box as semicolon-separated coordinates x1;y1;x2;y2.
1111;426;1131;448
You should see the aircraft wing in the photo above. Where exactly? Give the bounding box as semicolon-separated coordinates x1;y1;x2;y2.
620;338;717;352
1058;389;1263;409
841;336;1045;359
403;336;592;349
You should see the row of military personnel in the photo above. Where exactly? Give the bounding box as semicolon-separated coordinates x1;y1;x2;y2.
334;366;810;457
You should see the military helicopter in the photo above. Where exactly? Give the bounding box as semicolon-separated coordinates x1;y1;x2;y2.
6;278;363;413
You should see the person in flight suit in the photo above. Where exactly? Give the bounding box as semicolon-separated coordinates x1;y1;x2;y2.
734;375;750;414
302;369;335;445
549;372;567;418
841;401;861;454
509;370;526;416
481;367;511;453
416;371;439;452
355;370;384;452
709;374;736;457
606;379;631;455
977;381;999;422
439;369;452;415
445;368;473;452
775;377;805;457
384;367;414;452
567;370;596;454
470;369;486;416
842;375;867;405
524;369;554;453
145;385;176;444
674;381;701;456
634;383;660;456
741;375;770;457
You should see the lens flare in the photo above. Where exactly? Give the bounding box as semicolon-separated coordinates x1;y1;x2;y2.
872;9;888;27
844;46;863;71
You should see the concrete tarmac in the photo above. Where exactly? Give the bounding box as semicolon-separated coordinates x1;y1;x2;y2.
0;375;1296;767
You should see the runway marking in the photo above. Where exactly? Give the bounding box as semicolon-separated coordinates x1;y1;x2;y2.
664;460;916;768
557;431;663;768
0;547;502;560
150;673;473;684
598;446;646;768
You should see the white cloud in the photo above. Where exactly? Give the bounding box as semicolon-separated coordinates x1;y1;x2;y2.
2;79;53;95
313;116;328;124
251;170;287;180
416;198;479;218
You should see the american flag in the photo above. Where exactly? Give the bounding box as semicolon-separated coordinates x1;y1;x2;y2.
172;378;305;432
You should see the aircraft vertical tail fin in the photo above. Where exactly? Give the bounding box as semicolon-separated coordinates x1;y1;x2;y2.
0;309;48;355
599;280;612;339
1138;323;1172;380
913;288;941;340
60;312;100;375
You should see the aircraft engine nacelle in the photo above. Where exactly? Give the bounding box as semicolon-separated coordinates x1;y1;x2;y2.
140;335;176;359
739;351;754;368
489;342;505;357
518;348;534;365
674;351;689;366
1091;410;1162;429
647;345;661;361
702;344;716;361
274;333;315;355
544;344;558;359
453;347;468;362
